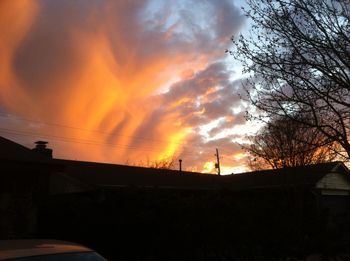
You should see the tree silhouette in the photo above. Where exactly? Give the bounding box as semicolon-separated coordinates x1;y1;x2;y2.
147;157;176;169
128;156;176;170
230;0;350;159
243;115;338;170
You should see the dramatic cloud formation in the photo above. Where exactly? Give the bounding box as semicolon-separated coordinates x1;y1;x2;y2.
0;0;249;173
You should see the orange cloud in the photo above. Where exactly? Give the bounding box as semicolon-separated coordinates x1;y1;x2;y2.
0;0;247;172
0;0;38;113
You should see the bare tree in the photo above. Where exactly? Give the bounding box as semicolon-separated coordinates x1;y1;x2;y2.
127;156;176;170
243;115;338;170
230;0;350;159
147;157;176;169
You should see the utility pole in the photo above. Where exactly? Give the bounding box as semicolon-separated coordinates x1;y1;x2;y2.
215;148;221;176
179;159;182;172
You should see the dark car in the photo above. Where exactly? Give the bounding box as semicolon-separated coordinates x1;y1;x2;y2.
0;240;106;260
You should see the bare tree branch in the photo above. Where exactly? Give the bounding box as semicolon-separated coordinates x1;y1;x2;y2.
230;0;350;158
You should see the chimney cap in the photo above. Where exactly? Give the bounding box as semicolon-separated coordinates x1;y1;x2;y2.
35;141;48;145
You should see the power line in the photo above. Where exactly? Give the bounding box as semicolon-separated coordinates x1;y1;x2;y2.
0;127;167;153
1;128;237;163
1;128;238;174
0;128;205;158
0;114;238;157
0;113;186;146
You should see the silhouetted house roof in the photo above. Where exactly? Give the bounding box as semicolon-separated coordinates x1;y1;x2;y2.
0;136;63;207
220;162;350;193
53;159;220;191
0;136;51;163
1;136;350;194
53;158;350;194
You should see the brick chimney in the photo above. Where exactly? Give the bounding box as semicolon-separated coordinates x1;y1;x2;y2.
32;141;53;158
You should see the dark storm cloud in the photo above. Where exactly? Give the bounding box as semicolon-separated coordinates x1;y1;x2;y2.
207;114;246;137
161;63;245;127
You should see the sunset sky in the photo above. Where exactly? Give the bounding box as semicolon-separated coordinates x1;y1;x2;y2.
0;0;258;174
